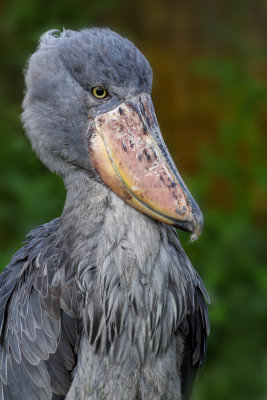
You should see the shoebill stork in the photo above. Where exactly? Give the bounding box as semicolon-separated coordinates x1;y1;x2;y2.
0;28;209;400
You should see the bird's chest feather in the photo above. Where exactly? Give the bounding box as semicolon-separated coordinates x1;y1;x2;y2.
76;214;186;364
67;198;187;399
70;226;185;400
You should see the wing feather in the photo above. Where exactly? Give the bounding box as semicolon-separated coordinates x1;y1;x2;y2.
167;228;209;400
180;283;209;400
0;219;80;399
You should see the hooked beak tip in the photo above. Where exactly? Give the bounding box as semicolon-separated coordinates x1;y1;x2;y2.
190;208;204;242
173;201;203;241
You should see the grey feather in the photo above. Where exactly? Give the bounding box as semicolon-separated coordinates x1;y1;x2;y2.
0;219;80;398
1;27;209;399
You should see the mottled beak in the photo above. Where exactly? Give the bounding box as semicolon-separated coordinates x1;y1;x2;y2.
89;93;203;239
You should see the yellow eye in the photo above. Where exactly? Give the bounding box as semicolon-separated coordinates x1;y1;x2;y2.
92;86;108;99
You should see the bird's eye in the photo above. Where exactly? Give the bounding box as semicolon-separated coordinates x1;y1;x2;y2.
92;87;108;99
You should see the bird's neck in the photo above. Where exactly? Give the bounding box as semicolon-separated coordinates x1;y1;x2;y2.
61;169;109;246
60;169;163;284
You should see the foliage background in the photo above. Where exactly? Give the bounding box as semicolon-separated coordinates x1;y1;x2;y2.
0;0;266;399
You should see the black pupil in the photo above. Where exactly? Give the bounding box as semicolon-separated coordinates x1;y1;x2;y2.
96;87;104;97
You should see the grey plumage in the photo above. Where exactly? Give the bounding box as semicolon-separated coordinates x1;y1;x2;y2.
0;28;209;399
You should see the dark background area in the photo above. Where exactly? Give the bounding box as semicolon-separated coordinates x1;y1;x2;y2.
0;0;266;399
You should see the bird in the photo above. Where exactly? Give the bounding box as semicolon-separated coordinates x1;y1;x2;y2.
0;28;209;400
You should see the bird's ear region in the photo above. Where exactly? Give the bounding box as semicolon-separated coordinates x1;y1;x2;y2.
89;93;203;238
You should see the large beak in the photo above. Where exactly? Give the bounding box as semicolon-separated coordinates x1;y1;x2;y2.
89;93;203;238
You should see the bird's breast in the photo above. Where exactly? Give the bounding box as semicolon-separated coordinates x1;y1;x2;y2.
76;212;187;365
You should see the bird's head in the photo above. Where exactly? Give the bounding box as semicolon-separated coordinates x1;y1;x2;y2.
22;28;203;238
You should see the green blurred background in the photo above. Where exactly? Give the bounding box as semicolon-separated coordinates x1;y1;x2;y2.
0;0;266;398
